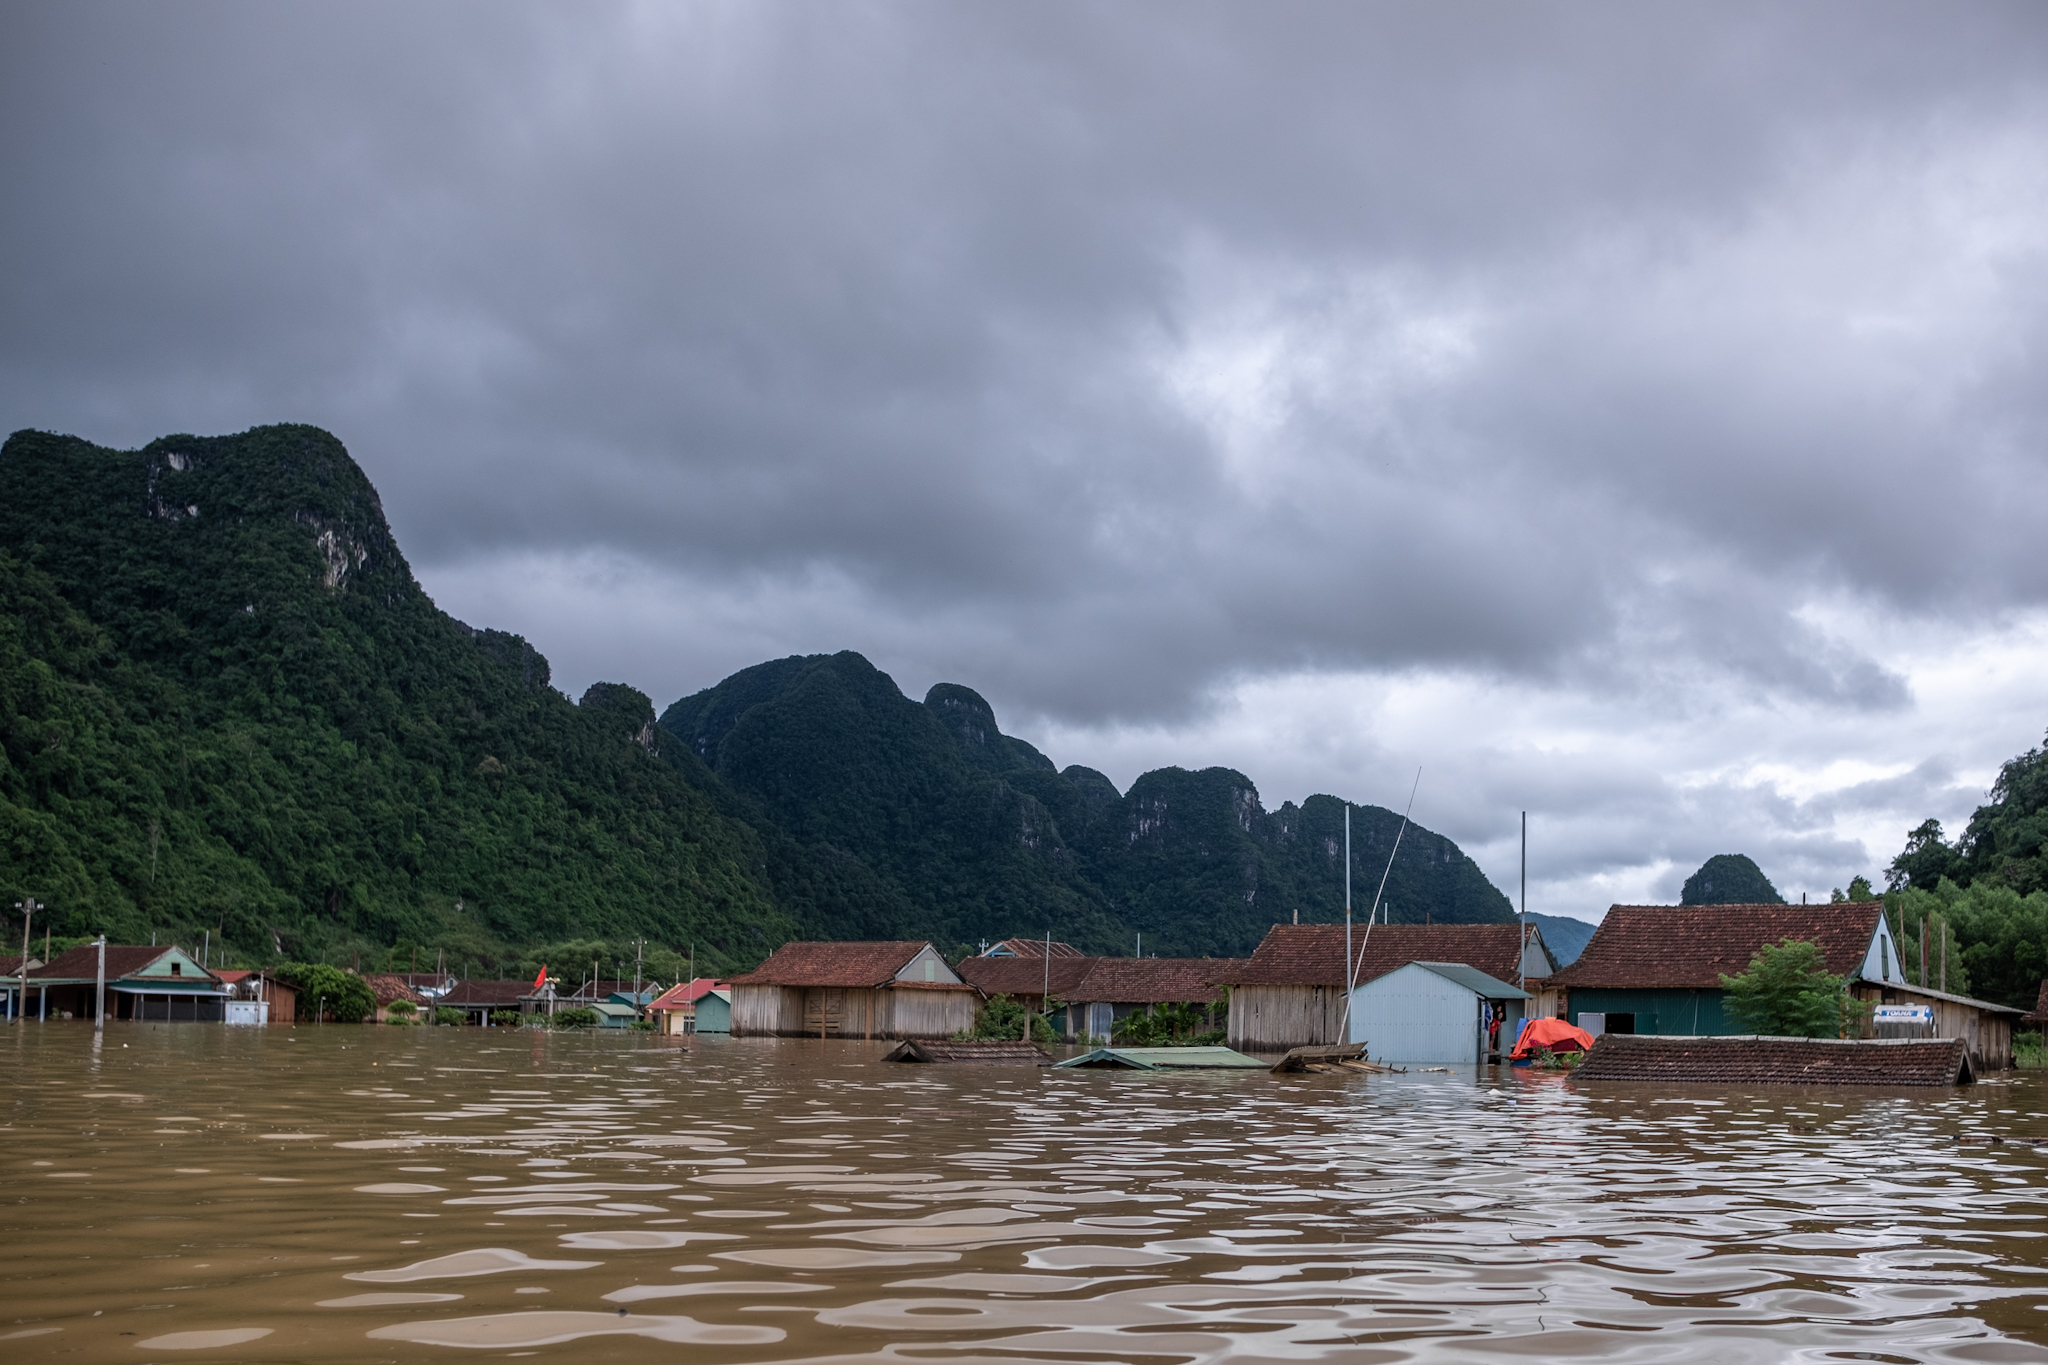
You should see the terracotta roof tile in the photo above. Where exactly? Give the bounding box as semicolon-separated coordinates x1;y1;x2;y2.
957;956;1099;998
728;941;938;989
1068;958;1242;1004
2025;979;2048;1024
1573;1034;1971;1086
649;979;729;1010
883;1040;1055;1065
1549;903;1881;990
1219;923;1532;988
360;973;429;1007
439;979;530;1007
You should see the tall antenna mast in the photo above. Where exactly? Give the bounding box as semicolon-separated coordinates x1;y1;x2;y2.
1342;802;1351;1045
1520;811;1528;992
1342;769;1421;1042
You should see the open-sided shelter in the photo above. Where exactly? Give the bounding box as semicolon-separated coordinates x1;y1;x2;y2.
728;941;976;1039
1218;923;1555;1053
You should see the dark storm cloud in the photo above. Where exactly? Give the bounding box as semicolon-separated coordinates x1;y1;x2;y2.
4;0;2047;740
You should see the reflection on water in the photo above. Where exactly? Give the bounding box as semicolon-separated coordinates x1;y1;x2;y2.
5;1026;2048;1362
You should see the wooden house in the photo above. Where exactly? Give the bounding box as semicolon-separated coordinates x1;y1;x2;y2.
211;969;295;1024
728;941;976;1039
1065;957;1241;1043
955;954;1100;1038
1846;980;2021;1070
1219;923;1554;1053
28;945;225;1021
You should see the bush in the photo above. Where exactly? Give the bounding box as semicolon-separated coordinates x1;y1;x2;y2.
1110;1001;1216;1047
387;999;416;1016
433;1006;463;1026
384;1014;416;1026
551;1006;600;1029
2017;1031;2047;1070
962;995;1055;1044
629;1018;655;1031
491;1009;521;1027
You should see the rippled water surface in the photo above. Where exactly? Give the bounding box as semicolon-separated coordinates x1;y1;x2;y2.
6;1025;2048;1362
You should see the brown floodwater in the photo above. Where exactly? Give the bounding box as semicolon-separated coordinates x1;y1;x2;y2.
5;1024;2048;1364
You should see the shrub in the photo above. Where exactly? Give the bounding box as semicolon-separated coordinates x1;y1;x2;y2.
2017;1031;2047;1070
962;995;1055;1044
433;1006;463;1026
491;1009;521;1027
551;1006;600;1030
388;999;416;1016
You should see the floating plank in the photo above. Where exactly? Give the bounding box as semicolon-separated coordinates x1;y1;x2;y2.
1269;1043;1366;1074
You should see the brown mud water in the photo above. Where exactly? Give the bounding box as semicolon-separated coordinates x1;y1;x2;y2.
4;1025;2048;1363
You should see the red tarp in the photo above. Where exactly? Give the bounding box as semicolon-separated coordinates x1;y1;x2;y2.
1511;1017;1596;1060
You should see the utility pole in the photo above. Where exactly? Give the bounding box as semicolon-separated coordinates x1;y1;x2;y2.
1343;802;1352;1041
13;898;34;1025
93;934;106;1031
1520;811;1527;992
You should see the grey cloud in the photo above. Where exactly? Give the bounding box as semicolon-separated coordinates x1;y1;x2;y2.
4;1;2046;740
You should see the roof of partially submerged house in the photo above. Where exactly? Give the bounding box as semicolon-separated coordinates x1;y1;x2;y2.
30;944;217;983
360;974;429;1007
728;941;954;989
648;978;730;1010
1574;1033;1973;1087
956;954;1100;998
1067;957;1242;1004
2025;979;2048;1024
438;979;531;1006
982;938;1085;958
1219;923;1536;988
1549;902;1883;990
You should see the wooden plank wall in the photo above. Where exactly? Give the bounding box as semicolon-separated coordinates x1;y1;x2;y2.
1229;985;1346;1052
732;985;976;1039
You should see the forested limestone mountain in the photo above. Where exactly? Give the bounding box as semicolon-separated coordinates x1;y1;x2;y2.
0;425;796;972
660;653;1514;957
2;423;1514;971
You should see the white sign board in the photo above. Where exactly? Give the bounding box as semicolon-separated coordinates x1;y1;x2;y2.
224;1000;270;1026
1872;1005;1933;1024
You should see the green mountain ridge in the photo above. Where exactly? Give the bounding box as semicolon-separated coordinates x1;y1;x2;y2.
1;423;1514;972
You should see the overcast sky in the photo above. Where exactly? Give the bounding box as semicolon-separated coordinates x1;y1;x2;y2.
6;2;2046;919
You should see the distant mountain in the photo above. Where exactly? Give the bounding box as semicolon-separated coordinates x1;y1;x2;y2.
661;652;1514;957
2;423;1518;971
0;425;797;973
1528;911;1598;966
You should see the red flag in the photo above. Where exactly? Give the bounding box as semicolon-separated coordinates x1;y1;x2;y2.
533;965;547;992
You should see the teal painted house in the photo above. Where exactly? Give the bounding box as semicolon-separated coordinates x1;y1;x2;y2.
1549;901;1907;1036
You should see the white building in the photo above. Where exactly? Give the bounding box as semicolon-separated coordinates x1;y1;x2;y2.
1347;960;1531;1065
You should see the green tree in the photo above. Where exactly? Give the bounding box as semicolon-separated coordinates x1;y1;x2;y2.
1682;854;1784;905
277;962;377;1023
962;994;1056;1044
1888;819;1958;892
1719;938;1856;1037
551;1006;599;1029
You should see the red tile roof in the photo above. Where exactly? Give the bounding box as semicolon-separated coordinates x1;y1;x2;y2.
1573;1034;1972;1086
439;979;531;1007
648;978;729;1011
31;945;212;982
883;1040;1055;1065
1068;957;1242;1004
728;941;938;989
361;974;429;1007
1220;923;1533;988
987;938;1085;958
2027;979;2048;1024
1548;903;1881;990
957;955;1100;999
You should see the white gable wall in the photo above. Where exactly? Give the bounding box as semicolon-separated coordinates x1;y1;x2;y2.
1859;912;1908;984
893;944;963;986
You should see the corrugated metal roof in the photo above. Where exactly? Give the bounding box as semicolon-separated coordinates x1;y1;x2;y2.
1406;961;1530;999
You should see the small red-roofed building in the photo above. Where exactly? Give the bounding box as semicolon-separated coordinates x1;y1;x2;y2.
28;944;225;1022
647;978;731;1035
728;941;976;1039
361;973;430;1024
1066;957;1241;1044
955;953;1099;1037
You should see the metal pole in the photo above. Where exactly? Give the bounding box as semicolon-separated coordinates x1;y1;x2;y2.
1520;811;1527;992
14;898;33;1026
1344;803;1352;1044
94;935;106;1030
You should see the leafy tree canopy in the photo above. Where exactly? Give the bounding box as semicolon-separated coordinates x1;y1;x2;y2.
274;962;377;1023
1719;938;1854;1037
1681;854;1784;905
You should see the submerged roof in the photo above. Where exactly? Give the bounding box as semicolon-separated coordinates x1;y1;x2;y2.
728;941;940;989
361;973;429;1007
1221;923;1535;988
1573;1033;1972;1087
1054;1045;1268;1070
1549;903;1882;990
883;1040;1055;1065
